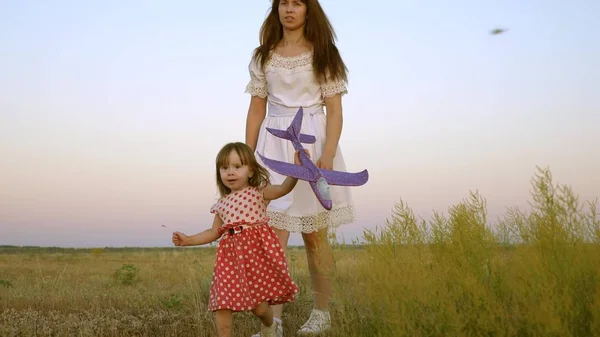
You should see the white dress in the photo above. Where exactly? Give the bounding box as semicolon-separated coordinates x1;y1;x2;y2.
245;50;355;233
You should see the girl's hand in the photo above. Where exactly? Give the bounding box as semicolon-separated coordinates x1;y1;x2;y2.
294;149;310;165
172;231;189;246
317;153;334;170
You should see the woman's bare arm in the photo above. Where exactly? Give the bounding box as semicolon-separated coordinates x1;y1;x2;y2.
245;96;267;151
322;94;343;158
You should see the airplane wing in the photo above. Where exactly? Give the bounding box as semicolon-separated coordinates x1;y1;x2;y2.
321;168;369;186
257;153;315;181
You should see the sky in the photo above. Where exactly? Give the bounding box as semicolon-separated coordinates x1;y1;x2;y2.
1;0;599;248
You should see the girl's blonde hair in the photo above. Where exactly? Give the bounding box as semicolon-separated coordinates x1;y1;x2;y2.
215;142;271;197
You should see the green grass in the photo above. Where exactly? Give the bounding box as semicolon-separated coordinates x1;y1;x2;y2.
1;166;598;336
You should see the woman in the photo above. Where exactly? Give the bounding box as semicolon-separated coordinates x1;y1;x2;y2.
244;0;354;336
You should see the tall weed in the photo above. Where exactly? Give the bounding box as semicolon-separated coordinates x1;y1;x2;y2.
342;167;599;336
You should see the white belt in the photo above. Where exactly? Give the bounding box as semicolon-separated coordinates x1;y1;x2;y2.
267;103;324;118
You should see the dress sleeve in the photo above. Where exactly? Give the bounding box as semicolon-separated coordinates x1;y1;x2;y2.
320;70;348;98
244;56;268;98
210;202;219;215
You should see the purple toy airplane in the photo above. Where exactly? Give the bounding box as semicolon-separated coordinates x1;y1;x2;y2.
256;107;369;210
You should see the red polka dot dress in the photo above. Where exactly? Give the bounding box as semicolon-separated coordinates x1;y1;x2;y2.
208;185;300;312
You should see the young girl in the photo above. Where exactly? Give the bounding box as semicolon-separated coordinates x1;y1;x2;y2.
171;142;305;337
245;0;354;336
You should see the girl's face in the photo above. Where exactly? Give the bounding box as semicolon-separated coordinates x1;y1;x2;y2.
278;0;307;31
219;150;253;193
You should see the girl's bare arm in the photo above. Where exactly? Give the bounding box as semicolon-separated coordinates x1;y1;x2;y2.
263;176;299;201
178;215;223;246
262;150;305;201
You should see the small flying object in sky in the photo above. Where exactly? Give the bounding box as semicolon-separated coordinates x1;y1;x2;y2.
490;28;508;35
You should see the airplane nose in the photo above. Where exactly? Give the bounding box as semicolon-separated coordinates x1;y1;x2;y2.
316;177;331;201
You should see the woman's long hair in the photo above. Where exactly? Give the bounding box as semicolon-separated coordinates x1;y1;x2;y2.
252;0;348;84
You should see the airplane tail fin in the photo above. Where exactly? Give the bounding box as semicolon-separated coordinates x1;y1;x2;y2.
265;107;316;144
266;128;316;144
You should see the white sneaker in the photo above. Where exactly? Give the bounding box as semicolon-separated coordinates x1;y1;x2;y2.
251;318;282;337
296;309;331;336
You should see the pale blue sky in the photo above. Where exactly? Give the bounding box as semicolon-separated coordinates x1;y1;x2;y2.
1;0;599;247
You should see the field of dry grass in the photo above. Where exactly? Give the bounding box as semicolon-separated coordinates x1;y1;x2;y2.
1;167;599;337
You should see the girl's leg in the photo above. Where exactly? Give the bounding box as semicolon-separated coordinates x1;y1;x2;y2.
215;309;233;337
251;301;274;327
251;229;289;337
252;302;279;337
270;228;290;319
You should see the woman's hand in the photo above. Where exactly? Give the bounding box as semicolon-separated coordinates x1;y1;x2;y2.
172;231;189;246
316;152;334;170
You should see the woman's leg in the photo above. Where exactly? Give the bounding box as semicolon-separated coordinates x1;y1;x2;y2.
301;228;333;310
296;227;333;336
215;309;233;337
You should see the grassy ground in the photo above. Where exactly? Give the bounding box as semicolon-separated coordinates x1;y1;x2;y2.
1;167;599;336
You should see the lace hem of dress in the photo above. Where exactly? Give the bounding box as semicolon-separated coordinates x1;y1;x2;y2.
245;80;268;98
266;205;355;233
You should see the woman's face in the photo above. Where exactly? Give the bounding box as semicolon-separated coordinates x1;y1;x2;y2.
278;0;307;31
